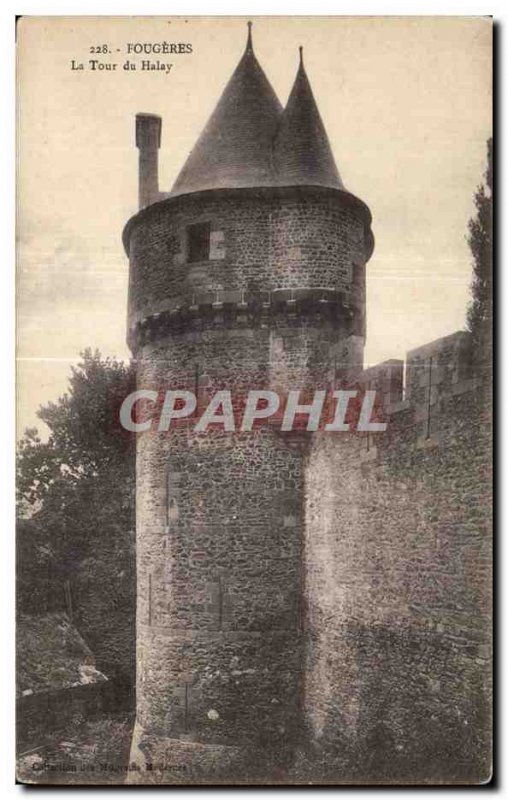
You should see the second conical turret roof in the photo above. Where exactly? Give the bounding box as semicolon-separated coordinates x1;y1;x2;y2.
273;48;345;190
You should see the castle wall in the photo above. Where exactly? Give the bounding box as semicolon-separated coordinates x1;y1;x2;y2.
303;332;492;783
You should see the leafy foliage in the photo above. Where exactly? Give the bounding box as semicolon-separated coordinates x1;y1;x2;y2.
17;349;134;509
17;350;136;701
466;138;493;359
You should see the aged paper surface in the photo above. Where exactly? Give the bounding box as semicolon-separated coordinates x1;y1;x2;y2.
16;16;492;785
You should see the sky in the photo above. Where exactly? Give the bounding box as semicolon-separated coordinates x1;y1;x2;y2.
16;15;492;435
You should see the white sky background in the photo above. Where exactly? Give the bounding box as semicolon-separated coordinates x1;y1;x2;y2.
16;16;492;435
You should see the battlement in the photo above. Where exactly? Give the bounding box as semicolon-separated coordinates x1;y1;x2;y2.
360;330;474;409
405;330;474;401
353;331;483;450
128;287;360;350
358;358;404;406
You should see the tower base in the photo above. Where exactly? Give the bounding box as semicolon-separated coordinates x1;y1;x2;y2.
126;720;287;785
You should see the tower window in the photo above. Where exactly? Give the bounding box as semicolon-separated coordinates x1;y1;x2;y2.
187;222;211;263
209;230;226;260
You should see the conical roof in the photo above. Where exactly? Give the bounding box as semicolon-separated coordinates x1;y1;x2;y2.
171;23;283;196
273;48;345;190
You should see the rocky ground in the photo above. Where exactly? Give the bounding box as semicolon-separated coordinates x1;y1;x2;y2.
17;712;134;785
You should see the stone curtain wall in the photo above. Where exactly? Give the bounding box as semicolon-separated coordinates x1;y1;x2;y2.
303;331;492;783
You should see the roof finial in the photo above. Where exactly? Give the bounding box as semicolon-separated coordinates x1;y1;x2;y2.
299;46;304;67
246;20;253;52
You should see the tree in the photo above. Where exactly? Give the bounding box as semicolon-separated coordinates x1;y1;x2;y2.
17;350;137;705
466;138;493;361
17;348;135;509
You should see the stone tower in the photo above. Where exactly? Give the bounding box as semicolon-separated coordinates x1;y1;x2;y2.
124;24;374;778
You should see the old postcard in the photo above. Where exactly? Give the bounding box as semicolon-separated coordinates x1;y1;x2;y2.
16;15;492;785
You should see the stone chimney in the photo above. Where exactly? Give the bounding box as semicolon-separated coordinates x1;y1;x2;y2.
135;113;162;209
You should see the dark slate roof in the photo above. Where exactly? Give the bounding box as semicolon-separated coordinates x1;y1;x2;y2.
171;23;283;196
273;48;345;190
